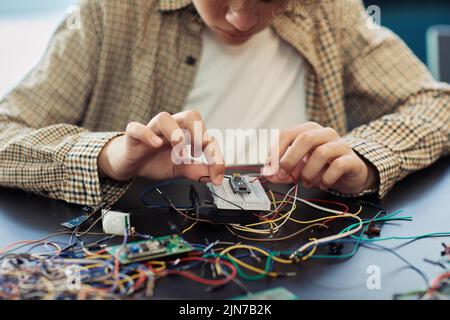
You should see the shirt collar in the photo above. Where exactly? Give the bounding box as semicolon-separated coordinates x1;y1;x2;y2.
159;0;193;11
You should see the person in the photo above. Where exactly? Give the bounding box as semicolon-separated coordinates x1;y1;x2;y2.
0;0;448;207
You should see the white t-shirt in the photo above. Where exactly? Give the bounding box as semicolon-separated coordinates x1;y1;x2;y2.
184;27;307;165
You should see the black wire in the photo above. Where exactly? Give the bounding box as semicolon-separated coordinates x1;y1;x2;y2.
209;190;250;213
363;241;430;287
332;239;431;288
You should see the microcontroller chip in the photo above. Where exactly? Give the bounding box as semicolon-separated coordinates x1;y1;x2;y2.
229;173;251;194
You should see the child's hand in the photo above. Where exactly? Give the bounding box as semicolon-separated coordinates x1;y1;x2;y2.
97;110;224;185
264;122;378;195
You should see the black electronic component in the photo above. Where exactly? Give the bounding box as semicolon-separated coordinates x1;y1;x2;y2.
441;243;450;256
229;173;251;194
364;221;381;238
328;242;344;255
189;183;258;224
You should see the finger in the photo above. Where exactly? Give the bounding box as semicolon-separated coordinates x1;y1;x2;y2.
300;141;349;185
126;122;163;148
172;110;209;158
267;122;322;166
174;162;213;183
265;159;306;184
308;166;329;190
203;138;225;185
148;112;185;147
278;127;339;179
321;154;359;188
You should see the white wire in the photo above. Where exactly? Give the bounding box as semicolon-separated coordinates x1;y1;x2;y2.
295;196;346;215
233;185;298;235
242;174;347;215
289;214;363;259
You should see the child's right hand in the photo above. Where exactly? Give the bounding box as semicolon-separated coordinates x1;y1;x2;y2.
97;110;225;185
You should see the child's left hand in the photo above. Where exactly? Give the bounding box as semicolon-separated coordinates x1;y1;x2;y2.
264;122;378;195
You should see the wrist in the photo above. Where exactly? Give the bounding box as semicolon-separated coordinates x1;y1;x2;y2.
363;160;379;191
97;136;119;179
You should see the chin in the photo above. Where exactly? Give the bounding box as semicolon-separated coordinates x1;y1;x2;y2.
219;34;252;45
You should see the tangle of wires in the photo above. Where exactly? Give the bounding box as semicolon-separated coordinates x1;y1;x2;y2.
2;169;450;299
138;170;450;294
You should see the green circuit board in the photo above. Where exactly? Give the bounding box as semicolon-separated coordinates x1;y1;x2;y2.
106;234;194;264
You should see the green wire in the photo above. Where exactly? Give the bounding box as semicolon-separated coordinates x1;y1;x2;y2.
309;210;450;259
309;210;397;260
204;252;274;281
341;209;450;243
201;208;450;277
353;232;450;242
340;209;409;235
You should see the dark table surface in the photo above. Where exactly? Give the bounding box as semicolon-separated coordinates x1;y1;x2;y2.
0;157;449;300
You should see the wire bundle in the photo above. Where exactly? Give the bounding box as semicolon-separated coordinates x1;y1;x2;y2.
2;171;450;299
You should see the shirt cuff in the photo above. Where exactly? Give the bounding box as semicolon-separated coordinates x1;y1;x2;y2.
61;131;132;206
341;134;401;199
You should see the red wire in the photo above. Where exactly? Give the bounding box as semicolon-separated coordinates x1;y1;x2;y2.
0;240;41;254
113;251;121;282
428;272;450;294
95;249;108;255
153;257;237;286
263;184;298;221
302;198;349;214
266;187;350;215
266;188;350;226
133;270;148;290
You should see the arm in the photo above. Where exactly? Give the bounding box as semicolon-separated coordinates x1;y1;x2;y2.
340;0;450;197
0;0;129;206
265;0;449;198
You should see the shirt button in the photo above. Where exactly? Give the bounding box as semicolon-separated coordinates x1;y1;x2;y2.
185;56;197;66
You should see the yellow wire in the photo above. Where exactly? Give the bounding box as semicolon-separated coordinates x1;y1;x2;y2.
182;221;198;234
289;212;362;225
232;201;297;236
244;201;296;227
81;263;105;271
301;238;318;261
148;261;166;273
81;247;112;259
225;253;278;277
216;244;293;275
102;273;141;286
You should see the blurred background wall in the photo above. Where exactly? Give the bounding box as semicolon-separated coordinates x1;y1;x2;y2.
0;0;449;97
0;0;75;96
363;0;450;63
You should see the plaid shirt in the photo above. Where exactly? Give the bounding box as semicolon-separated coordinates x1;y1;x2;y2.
0;0;449;206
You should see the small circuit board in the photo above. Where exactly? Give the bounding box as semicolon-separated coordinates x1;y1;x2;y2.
208;174;271;212
61;204;107;230
229;173;251;194
106;235;194;264
61;215;89;230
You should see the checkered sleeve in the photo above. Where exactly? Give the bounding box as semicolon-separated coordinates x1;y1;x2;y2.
339;0;450;198
0;0;132;206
